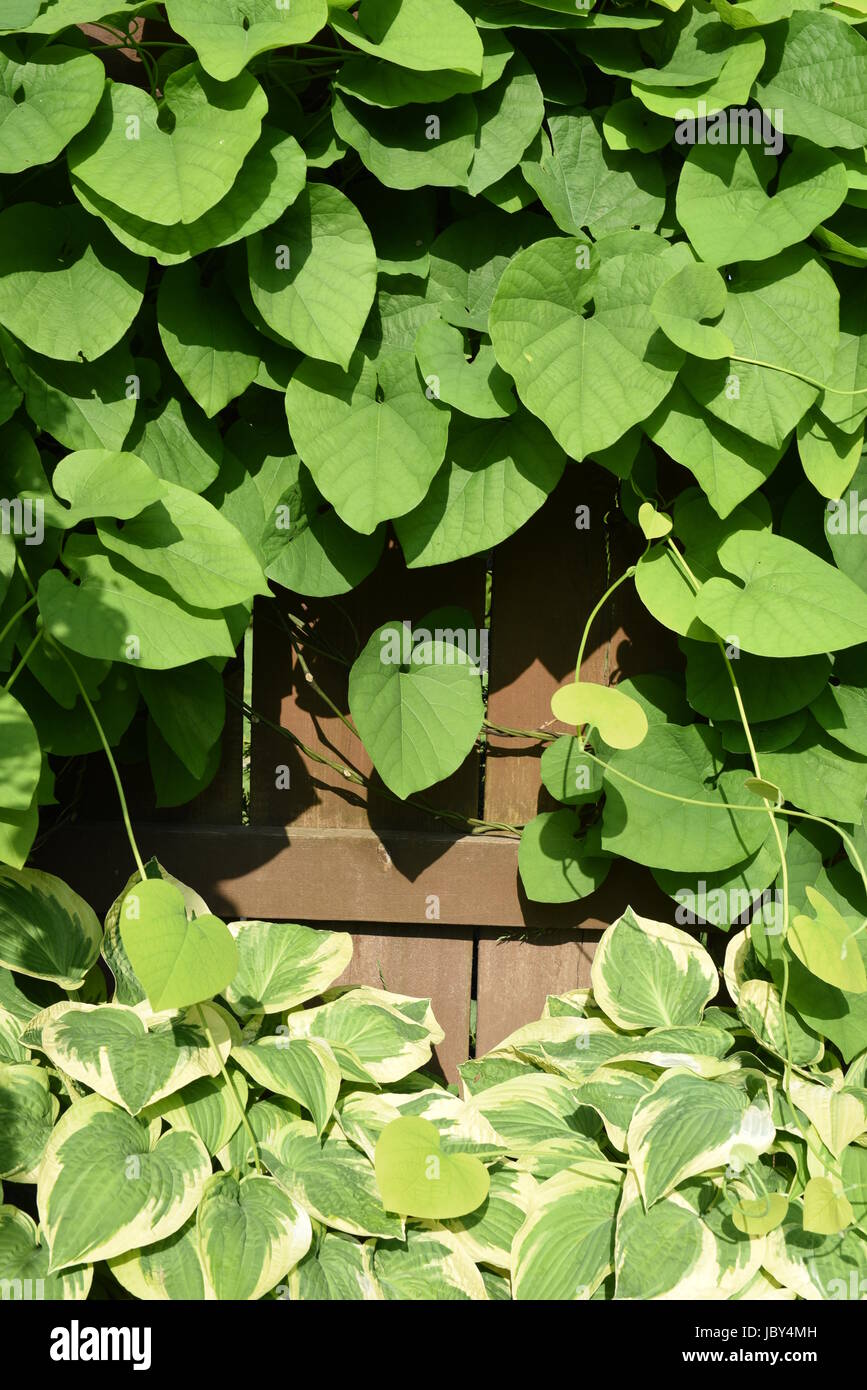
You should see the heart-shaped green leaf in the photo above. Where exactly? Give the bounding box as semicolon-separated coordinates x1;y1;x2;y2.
551;681;648;750
637;501;673;540
803;1176;854;1236
119;879;238;1012
375;1116;490;1218
650;262;734;360
677;142;847;267
0;46;104;174
247;184;377;370
165;0;328;82
789;887;867;994
0;1062;58;1180
732;1192;788;1236
68;63;267;227
348;620;484;798
0;204;146;362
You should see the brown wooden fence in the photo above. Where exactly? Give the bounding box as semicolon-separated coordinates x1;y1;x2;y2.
36;470;681;1080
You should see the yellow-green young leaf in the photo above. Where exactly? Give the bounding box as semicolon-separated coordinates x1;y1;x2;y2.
803;1177;854;1235
0;866;101;988
225;920;353;1015
119;879;238;1012
591;907;718;1031
0;1208;92;1302
637;501;673;539
550;681;648;749
38;1094;211;1272
732;1192;789;1236
48;450;166;527
512;1168;621;1299
744;776;782;802
165;0;328;82
789;887;867;993
374;1117;490;1219
788;1077;867;1158
196;1172;312;1300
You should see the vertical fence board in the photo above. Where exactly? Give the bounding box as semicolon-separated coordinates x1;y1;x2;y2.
476;471;681;1054
330;924;474;1083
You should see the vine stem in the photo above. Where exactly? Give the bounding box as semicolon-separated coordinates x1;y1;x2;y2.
574;564;638;683
45;634;146;881
195;1005;261;1175
729;354;867;397
4;629;42;692
0;594;37;649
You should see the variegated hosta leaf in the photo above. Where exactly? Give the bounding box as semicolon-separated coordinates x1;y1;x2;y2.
0;1206;92;1301
225;920;353;1015
0;867;101;988
512;1134;613;1183
0;1062;58;1180
280;987;444;1084
627;1072;775;1207
615;1173;764;1300
591;906;718;1031
217;1096;303;1172
512;1168;623;1300
262;1123;404;1239
459;1054;536;1097
734;1268;798;1301
464;1072;603;1151
788;1078;867;1158
763;1216;867;1300
338;1087;505;1163
32;1001;231;1115
38;1094;212;1271
233;1035;341;1136
288;1228;381;1301
196;1172;312;1300
147;1067;249;1156
578;1064;659;1152
543;988;595;1018
372;1227;488;1301
737;977;824;1066
109;1215;214;1301
497;1016;737;1083
437;1164;537;1272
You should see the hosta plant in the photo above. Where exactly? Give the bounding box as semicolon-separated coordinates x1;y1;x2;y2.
3;893;866;1300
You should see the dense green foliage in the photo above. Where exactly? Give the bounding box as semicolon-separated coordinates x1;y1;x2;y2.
0;0;865;1301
